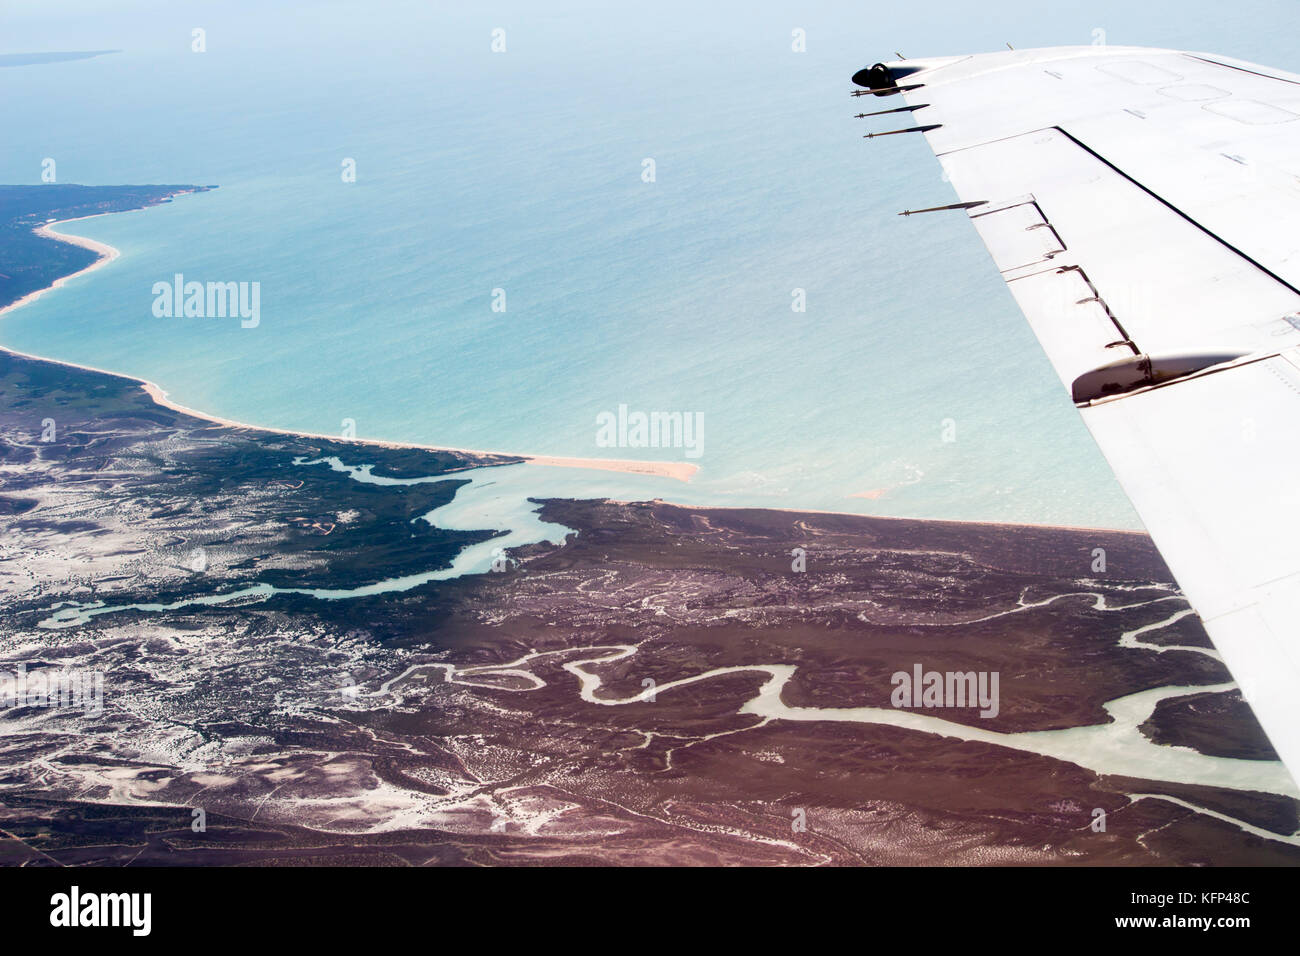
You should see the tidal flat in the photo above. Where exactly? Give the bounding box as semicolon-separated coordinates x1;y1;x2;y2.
0;186;1295;866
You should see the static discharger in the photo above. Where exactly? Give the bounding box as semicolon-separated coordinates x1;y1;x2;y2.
898;200;989;216
864;123;942;139
855;104;929;118
851;83;924;97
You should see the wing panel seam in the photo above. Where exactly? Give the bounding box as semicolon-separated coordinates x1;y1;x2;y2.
1052;125;1300;298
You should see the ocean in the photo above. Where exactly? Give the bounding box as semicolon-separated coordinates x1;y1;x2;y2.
3;0;1296;529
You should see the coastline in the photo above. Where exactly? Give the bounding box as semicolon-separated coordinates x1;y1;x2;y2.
0;216;700;483
604;498;1151;537
138;379;700;481
0;215;121;319
0;214;1133;523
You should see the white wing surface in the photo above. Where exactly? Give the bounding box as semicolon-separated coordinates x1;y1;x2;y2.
856;46;1300;784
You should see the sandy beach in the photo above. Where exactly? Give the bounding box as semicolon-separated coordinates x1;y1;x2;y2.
138;381;698;480
0;216;121;318
1;218;699;483
525;455;697;481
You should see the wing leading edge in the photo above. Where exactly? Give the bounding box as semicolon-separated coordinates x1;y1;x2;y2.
857;46;1300;787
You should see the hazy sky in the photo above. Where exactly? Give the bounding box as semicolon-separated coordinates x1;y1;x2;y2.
2;1;1297;73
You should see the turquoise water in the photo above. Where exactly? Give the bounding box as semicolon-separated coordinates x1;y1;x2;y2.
3;1;1296;528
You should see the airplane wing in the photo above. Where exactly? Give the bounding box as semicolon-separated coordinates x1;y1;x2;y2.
854;45;1300;785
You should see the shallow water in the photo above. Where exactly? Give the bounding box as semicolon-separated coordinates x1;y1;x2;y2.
3;1;1297;528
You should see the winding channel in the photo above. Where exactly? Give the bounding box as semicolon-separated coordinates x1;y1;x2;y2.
35;460;1300;837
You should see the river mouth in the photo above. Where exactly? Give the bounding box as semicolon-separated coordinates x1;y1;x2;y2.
2;239;1295;863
